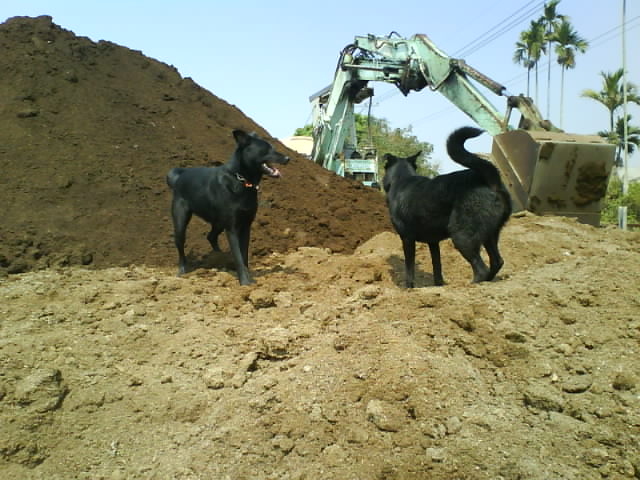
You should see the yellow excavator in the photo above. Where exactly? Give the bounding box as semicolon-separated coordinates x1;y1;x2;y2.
310;33;615;226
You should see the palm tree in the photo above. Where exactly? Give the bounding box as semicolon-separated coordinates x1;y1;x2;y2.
539;0;566;118
581;69;640;133
513;20;546;101
553;19;588;128
513;39;534;97
598;115;640;167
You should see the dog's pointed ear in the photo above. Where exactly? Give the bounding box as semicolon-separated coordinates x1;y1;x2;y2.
408;151;421;170
233;129;251;147
383;153;397;169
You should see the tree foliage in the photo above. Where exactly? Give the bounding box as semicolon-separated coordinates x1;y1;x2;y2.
601;176;640;227
294;125;313;136
581;69;640;168
513;19;546;99
353;114;437;177
581;69;640;132
295;114;437;177
552;18;588;127
513;1;588;127
553;19;588;71
598;114;640;168
540;0;566;117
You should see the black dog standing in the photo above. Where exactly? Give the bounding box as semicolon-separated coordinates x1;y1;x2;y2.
167;130;289;285
383;126;512;288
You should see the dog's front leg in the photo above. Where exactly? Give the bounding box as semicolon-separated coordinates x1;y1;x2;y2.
226;230;253;285
401;237;416;288
428;242;445;286
238;224;251;268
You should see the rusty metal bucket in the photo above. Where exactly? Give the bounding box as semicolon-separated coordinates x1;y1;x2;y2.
491;130;616;226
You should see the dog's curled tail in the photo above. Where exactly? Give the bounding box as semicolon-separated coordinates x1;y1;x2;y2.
166;168;185;189
446;126;502;191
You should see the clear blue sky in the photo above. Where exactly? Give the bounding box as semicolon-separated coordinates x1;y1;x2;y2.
3;1;638;174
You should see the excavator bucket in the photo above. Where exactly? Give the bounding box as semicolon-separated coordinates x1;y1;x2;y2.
491;130;616;226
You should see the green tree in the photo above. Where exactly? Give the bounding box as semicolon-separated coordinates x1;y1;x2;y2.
294;125;313;136
353;114;436;177
553;19;588;127
513;19;546;100
599;114;640;167
294;114;437;177
539;0;566;118
581;69;640;133
601;176;640;226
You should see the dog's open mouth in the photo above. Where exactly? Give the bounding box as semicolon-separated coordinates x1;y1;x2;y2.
262;163;281;178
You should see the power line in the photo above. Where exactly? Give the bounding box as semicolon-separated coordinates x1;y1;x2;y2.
454;0;545;58
357;0;546;114
409;16;640;128
501;15;640;91
587;14;640;49
357;7;639;128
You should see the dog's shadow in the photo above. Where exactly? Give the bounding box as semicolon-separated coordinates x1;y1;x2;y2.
184;250;235;273
388;254;438;288
184;250;299;279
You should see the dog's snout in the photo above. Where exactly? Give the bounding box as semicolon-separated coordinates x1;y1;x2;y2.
283;156;290;164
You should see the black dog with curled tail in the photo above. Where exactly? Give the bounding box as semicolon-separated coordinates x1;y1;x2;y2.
382;126;511;288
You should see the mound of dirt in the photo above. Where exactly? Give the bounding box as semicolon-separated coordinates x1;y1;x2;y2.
0;15;391;276
1;214;639;479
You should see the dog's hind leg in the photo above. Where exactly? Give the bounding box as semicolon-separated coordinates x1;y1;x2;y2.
207;225;223;252
484;233;504;281
428;242;445;286
466;253;491;283
401;237;417;288
452;236;491;283
171;198;192;276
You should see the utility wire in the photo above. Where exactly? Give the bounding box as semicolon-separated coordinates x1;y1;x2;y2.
409;16;640;128
358;0;546;113
454;0;545;58
501;15;640;92
356;8;639;125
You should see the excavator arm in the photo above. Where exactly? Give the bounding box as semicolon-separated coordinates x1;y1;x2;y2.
310;33;615;225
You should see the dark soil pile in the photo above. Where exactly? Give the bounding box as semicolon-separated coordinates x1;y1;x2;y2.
0;15;392;275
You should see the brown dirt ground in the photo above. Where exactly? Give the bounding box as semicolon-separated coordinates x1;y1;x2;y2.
1;16;640;480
